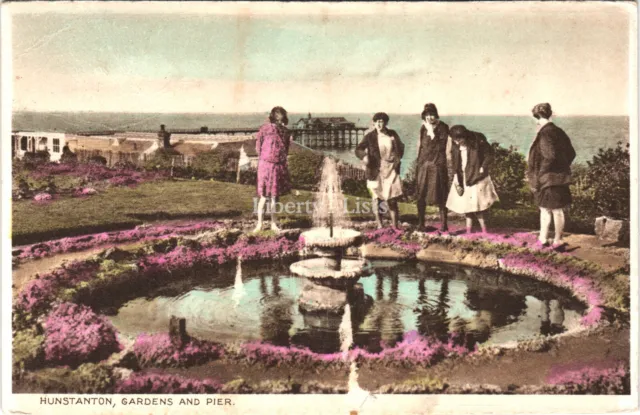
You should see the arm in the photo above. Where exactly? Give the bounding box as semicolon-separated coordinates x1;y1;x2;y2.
480;135;494;175
355;134;369;160
539;133;555;175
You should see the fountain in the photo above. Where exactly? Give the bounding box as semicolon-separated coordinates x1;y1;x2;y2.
290;158;370;290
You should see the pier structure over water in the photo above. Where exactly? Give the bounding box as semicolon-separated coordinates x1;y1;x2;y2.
290;127;369;149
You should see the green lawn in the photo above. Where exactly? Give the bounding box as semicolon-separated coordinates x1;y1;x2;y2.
12;179;427;245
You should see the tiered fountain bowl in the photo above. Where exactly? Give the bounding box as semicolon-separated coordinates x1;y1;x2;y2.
290;227;370;289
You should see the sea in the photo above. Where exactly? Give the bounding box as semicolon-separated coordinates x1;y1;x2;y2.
13;112;629;176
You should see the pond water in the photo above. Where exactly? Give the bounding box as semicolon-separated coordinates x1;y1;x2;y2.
107;260;586;353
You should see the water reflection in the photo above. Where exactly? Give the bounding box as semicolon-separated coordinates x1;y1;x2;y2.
108;261;586;353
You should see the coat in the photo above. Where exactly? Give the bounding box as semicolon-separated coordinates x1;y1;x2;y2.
527;122;576;191
451;132;494;187
355;128;405;181
256;123;290;164
417;121;449;167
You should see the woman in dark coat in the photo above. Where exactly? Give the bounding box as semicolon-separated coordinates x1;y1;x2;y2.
355;112;405;229
527;103;576;250
415;103;450;232
446;125;499;233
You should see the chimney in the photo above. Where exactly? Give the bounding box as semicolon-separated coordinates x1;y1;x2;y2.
158;124;171;149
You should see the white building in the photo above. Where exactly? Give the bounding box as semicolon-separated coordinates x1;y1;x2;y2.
12;132;67;162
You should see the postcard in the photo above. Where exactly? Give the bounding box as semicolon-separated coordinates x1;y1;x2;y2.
1;2;638;414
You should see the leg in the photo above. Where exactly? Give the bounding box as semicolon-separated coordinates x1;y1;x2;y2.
439;205;449;232
417;198;426;230
539;207;552;244
477;211;487;233
254;196;267;232
372;197;383;229
551;208;565;245
270;197;281;231
389;199;399;229
465;213;474;234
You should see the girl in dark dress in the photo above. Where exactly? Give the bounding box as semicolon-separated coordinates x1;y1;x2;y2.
527;103;576;250
415;103;450;231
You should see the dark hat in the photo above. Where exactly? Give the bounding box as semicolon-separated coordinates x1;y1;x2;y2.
422;103;439;119
532;103;552;119
372;112;390;124
449;125;470;140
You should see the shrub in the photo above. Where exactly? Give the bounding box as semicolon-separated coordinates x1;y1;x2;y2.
13;328;45;373
143;148;180;171
20;363;114;393
190;149;238;181
287;151;324;190
60;150;78;165
44;302;121;367
402;159;419;202
23;150;51;165
491;143;528;208
132;333;223;367
115;373;222;394
584;142;630;219
88;155;108;165
341;177;369;198
546;362;629;394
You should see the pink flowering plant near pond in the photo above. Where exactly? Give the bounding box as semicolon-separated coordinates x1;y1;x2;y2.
500;252;607;326
546;361;630;394
115;373;222;394
133;333;224;368
234;331;472;369
44;302;121;367
15;221;223;262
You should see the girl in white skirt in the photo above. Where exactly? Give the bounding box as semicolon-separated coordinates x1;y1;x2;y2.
446;125;499;234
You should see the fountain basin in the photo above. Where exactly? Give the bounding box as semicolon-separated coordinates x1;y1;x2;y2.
301;227;362;249
290;258;370;282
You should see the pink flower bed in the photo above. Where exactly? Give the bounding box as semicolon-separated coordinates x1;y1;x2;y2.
33;192;52;203
17;221;223;261
546;361;629;394
44;302;121;367
133;333;223;367
238;331;472;368
364;228;421;254
31;162;167;187
137;236;301;276
500;252;605;326
74;187;97;197
238;342;345;367
115;373;222;394
16;260;100;314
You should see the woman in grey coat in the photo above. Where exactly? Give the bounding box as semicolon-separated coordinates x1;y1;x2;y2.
527;103;576;250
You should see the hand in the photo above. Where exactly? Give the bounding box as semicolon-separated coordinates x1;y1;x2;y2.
362;156;369;166
456;184;464;196
479;167;484;174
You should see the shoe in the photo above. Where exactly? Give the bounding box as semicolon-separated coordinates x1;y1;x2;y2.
270;223;281;232
535;240;550;249
552;242;568;252
252;223;263;233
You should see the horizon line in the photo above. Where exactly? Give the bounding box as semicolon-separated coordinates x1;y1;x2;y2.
11;110;631;117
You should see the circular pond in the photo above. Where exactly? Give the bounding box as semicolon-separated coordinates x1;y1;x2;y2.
106;260;586;353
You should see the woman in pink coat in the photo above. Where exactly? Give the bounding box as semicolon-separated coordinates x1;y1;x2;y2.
254;106;292;232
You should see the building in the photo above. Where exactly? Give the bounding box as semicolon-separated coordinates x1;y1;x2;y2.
294;113;356;130
12;132;67;161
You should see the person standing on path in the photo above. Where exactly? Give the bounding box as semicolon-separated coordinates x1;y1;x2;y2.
415;103;451;232
446;125;499;233
254;106;292;233
527;103;576;251
356;112;405;229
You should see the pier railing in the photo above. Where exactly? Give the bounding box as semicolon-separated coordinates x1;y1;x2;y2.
290;127;368;149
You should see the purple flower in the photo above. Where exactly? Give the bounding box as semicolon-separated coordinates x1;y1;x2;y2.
43;302;121;366
132;333;223;367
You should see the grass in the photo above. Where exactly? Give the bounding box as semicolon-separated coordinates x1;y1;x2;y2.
12;179;431;245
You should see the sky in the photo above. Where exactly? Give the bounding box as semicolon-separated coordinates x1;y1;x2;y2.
7;2;636;115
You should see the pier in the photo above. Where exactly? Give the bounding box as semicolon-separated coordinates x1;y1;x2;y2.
290;128;368;149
